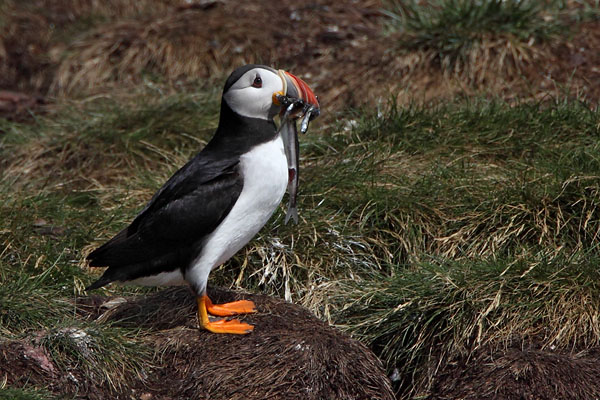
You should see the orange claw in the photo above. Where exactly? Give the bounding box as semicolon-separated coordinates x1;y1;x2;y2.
197;295;254;335
205;296;257;316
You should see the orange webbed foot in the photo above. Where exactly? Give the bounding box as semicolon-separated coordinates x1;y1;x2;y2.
197;295;255;335
205;297;257;317
204;318;254;334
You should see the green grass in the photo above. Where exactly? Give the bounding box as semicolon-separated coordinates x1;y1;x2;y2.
238;99;600;295
0;387;55;400
40;323;151;393
0;87;218;395
383;0;600;79
2;88;600;397
229;98;600;395
385;0;565;43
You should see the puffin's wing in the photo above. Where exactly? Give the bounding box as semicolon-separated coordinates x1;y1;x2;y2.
86;155;243;286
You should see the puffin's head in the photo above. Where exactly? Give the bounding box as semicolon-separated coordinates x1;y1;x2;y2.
222;64;319;121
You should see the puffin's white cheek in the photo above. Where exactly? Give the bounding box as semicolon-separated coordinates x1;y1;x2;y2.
225;89;273;120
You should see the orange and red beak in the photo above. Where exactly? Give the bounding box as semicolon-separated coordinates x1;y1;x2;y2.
274;69;320;111
283;71;319;109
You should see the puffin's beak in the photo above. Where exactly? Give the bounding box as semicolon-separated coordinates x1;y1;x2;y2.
273;70;319;110
283;71;319;109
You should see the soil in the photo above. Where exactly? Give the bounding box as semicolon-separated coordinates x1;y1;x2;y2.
2;287;395;400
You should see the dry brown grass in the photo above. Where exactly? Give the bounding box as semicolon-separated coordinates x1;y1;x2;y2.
3;0;600;109
51;8;269;94
0;0;185;92
408;36;551;86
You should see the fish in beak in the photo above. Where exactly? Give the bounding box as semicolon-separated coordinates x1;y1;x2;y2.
273;70;320;224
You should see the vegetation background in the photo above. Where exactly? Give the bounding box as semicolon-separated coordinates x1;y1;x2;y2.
1;0;600;398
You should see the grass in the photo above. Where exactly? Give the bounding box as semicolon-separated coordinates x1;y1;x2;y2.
0;387;54;400
383;0;600;81
327;252;600;393
385;0;566;41
41;323;151;393
243;99;600;291
2;0;600;398
49;8;267;94
229;98;600;396
0;87;219;395
0;0;188;92
2;82;600;397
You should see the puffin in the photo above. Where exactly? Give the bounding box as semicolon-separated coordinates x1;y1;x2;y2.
85;65;319;334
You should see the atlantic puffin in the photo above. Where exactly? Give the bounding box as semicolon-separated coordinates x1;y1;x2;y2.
86;65;319;334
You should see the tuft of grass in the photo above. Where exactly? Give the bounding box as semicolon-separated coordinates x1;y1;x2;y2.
41;323;151;394
383;0;596;81
50;9;269;94
0;251;72;336
386;0;564;42
1;86;219;195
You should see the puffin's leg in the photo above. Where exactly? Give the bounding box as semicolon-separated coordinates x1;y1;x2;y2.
204;295;256;317
197;295;254;334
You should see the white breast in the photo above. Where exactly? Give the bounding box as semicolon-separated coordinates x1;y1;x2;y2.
185;134;289;293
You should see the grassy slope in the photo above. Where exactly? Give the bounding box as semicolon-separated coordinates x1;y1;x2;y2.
2;1;600;398
2;87;600;397
0;87;219;397
301;99;600;394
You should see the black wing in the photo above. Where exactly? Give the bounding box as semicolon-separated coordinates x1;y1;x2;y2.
86;153;243;288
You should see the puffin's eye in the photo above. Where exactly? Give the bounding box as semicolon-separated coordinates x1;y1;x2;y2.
252;75;262;88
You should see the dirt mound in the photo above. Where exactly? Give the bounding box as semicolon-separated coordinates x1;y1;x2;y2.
431;342;600;400
3;287;395;400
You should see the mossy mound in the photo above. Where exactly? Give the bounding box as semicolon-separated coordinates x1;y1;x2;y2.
3;287;395;400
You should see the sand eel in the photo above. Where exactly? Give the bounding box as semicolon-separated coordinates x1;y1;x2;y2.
85;65;319;334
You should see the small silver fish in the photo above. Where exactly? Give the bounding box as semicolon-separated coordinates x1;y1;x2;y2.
276;96;319;225
280;118;300;224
